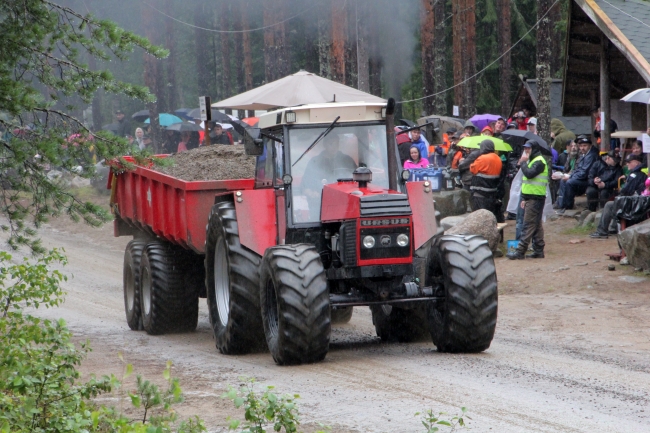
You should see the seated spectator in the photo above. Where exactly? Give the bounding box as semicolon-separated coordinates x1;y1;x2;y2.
527;117;537;134
555;135;599;213
586;150;622;211
590;153;648;239
463;120;477;136
506;122;517;130
404;146;429;169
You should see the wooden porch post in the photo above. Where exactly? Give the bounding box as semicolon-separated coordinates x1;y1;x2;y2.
600;37;610;152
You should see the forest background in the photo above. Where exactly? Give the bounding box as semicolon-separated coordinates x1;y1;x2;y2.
63;0;569;129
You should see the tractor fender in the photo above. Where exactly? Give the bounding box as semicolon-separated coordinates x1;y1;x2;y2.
232;188;277;256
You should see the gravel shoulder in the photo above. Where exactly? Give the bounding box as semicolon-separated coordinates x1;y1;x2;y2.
6;205;650;433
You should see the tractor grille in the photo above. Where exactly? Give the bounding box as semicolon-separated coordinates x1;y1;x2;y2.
359;194;412;217
339;221;357;267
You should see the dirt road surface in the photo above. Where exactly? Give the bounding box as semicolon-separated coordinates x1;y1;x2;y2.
7;205;650;433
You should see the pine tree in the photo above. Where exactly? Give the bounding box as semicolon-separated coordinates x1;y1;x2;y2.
536;0;553;143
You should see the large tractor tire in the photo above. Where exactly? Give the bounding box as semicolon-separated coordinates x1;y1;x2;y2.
139;241;199;335
427;234;498;353
123;239;147;330
370;304;428;342
205;201;265;354
331;306;353;324
260;244;331;365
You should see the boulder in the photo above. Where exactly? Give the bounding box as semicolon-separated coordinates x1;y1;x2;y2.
445;209;500;251
440;214;469;232
432;189;471;219
578;209;591;224
70;176;91;188
618;219;650;270
581;211;596;227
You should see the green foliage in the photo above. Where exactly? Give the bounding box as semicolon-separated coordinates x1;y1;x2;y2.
416;407;470;432
222;378;306;433
0;250;205;433
0;0;167;252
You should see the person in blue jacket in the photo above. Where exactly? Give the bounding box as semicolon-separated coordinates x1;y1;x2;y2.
555;135;599;213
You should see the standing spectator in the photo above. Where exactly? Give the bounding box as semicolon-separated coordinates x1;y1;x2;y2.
177;131;191;152
209;123;234;145
404;146;429;169
134;127;146;150
586;150;622;211
512;111;528;131
493;117;507;138
458;143;481;191
590;153;648;238
550;118;576;153
555;135;599;213
527;118;537;135
161;130;179;154
463;120;477;136
408;127;428;160
115;110;130;138
469;139;503;220
507;140;548;259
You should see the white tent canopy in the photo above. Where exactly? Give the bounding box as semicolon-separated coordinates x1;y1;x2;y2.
212;70;386;111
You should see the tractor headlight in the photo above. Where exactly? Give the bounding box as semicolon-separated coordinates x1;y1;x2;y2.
362;235;376;249
396;234;409;247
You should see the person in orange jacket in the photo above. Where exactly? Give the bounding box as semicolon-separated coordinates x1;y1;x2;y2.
469;139;503;221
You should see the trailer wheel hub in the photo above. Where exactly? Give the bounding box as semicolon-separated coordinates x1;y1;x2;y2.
214;237;230;327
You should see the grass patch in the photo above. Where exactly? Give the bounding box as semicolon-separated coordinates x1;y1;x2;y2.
562;223;595;235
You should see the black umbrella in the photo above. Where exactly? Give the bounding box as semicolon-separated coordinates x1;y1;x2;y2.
101;123;119;134
186;107;231;123
501;130;551;155
166;122;203;132
131;109;150;122
398;118;417;128
174;108;193;120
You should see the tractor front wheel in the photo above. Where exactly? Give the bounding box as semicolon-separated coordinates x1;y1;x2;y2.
427;234;498;353
260;244;330;365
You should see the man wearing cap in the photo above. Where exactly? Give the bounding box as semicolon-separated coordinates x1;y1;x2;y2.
507;140;548;259
527;117;537;135
590;153;648;239
115;110;130;138
555;135;599;213
586;150;622;212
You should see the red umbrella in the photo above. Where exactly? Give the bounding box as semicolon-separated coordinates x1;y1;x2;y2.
242;117;259;127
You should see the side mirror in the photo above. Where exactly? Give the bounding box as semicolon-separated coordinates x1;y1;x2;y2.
243;127;264;156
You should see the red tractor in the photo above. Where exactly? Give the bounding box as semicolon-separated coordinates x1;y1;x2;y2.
113;99;498;365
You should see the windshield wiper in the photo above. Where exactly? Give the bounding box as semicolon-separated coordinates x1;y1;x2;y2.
292;116;340;167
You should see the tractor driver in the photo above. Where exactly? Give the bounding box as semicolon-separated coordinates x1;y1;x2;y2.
301;134;358;221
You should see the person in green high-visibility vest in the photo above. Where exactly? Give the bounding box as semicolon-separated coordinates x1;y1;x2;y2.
507;140;548;260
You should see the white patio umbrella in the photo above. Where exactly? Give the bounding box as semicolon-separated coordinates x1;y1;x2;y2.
212;70;386;111
621;88;650;104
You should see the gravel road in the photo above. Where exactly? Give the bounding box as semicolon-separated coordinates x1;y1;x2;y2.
11;214;650;433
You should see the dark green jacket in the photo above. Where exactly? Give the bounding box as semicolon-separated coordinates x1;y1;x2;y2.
551;119;576;153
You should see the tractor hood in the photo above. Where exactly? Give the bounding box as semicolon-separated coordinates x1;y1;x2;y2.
320;181;411;222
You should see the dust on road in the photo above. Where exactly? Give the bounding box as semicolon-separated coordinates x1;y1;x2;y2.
8;209;650;433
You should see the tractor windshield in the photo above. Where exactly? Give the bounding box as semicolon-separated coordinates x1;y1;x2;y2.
288;124;389;224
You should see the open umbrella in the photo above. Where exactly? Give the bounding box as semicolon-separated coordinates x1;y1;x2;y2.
457;135;512;152
174;108;193;120
500;130;551;155
186;108;231;123
621;88;650;104
166;122;203;132
468;114;502;130
242;117;259;127
101;123;119;134
131;109;150;122
144;113;183;126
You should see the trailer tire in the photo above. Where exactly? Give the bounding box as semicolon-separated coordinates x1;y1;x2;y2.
331;306;353;324
427;235;498;353
260;244;330;365
140;241;199;335
205;201;265;354
123;239;146;330
370;304;428;342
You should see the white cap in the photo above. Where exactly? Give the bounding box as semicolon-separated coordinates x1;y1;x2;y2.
527;117;537;125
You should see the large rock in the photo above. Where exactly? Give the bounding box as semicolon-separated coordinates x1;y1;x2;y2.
432;189;471;219
440;214;469;232
618;219;650;270
445;209;500;251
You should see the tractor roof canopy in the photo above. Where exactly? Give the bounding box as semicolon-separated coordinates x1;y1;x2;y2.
258;102;387;129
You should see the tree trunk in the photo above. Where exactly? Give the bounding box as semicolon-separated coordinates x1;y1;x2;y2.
241;1;254;92
142;2;161;150
421;0;435;115
432;0;447;115
330;0;346;84
317;1;331;78
549;0;563;77
356;0;369;92
276;0;289;78
536;0;553;144
87;54;103;131
220;3;232;98
345;0;357;87
497;0;512;117
263;6;276;82
463;0;477;118
195;4;211;99
452;0;464;117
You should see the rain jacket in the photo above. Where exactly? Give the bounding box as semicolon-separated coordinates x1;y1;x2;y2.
588;159;623;191
570;145;599;182
620;165;648;196
469;140;502;196
520;145;548;200
551;119;576;153
458;149;481;186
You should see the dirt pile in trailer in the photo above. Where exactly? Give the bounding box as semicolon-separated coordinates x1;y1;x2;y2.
157;145;256;181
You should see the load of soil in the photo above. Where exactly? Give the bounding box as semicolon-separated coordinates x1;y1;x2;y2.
156;145;256;181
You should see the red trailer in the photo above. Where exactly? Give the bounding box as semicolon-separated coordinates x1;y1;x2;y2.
112;101;498;366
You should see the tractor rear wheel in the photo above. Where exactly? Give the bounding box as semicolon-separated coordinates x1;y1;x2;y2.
331;306;353;324
370;304;428;342
427;235;498;353
140;241;199;335
205;201;265;354
123;239;146;330
260;244;330;365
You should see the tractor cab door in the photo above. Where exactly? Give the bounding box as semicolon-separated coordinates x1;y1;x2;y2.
254;128;287;244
